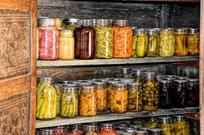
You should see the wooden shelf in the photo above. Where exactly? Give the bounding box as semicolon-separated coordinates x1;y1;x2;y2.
36;107;198;128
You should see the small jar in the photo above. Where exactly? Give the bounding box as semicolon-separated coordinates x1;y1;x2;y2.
61;86;78;118
174;28;188;56
39;129;55;135
159;28;175;57
99;123;117;135
95;19;113;59
113;20;133;58
38;18;59;60
187;78;199;107
63;18;78;30
173;115;190;135
142;72;159;111
134;29;148;58
84;124;99;135
147;29;158;57
145;117;159;128
131;69;143;83
159;117;172;135
59;30;75;60
54;126;65;135
110;83;128;113
80;85;97;117
67;124;83;135
187;28;199;56
128;82;143;112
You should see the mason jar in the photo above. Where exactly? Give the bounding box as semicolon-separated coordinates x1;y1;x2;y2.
187;28;199;56
147;29;158;57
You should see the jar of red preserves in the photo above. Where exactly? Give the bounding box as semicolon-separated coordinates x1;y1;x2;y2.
38;18;59;60
99;123;118;135
54;126;65;135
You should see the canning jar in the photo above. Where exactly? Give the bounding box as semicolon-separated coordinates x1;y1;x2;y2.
145;117;159;128
187;28;199;56
95;19;113;59
175;28;188;56
158;79;172;109
61;86;78;118
80;85;97;116
172;79;188;108
63;18;78;30
59;30;74;60
132;28;137;57
128;82;143;112
74;19;95;59
38;18;59;60
113;20;133;58
54;126;65;135
187;78;199;107
142;72;159;111
67;124;83;135
172;115;190;135
159;117;172;135
39;129;55;135
84;124;99;135
36;78;57;119
122;127;136;135
147;29;158;57
110;83;128;113
159;28;175;57
99;123;118;135
132;69;143;83
133;29;148;58
93;81;107;112
106;80;119;109
54;83;63;116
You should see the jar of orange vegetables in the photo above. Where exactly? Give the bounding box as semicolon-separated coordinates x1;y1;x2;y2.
113;20;133;58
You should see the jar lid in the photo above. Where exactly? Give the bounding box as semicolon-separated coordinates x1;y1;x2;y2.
132;69;143;77
63;18;78;24
101;123;113;128
38;18;55;27
153;28;161;33
175;28;187;34
43;77;53;82
135;130;147;134
158;117;171;123
188;28;199;34
114;19;128;26
176;76;189;80
96;19;111;26
84;124;97;131
160;28;173;33
165;75;177;78
188;78;199;82
93;81;105;86
81;19;93;26
174;115;185;121
70;124;82;131
147;128;162;134
39;128;54;134
159;79;171;84
143;72;156;80
129;125;142;129
82;85;95;89
173;79;187;83
113;82;126;88
120;79;134;85
136;28;147;35
137;127;149;131
124;127;135;133
147;29;157;35
63;85;77;91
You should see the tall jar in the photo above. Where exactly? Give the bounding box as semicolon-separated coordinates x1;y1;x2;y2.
61;86;78;118
147;29;158;57
174;28;188;56
142;72;159;111
159;117;172;135
187;78;199;107
110;83;128;113
95;19;113;59
128;82;143;112
84;124;99;135
99;123;118;135
74;20;95;59
173;115;190;135
187;28;199;56
159;28;175;57
59;30;74;60
36;78;57;120
38;18;59;60
54;83;63;116
113;20;133;58
80;85;97;117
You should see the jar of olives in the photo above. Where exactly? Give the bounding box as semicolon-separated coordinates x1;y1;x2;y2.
158;117;172;135
145;117;159;128
142;72;159;111
187;28;199;56
95;19;113;59
187;78;199;107
174;28;188;56
172;115;190;135
147;29;158;57
84;124;99;135
99;123;118;135
128;82;143;112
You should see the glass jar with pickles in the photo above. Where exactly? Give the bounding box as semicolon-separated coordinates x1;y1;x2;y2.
84;124;99;135
128;82;143;112
80;85;97;117
159;28;175;57
159;117;172;135
54;83;63;116
147;29;158;57
95;19;113;59
174;28;188;56
110;83;128;113
187;78;199;107
113;20;133;58
99;123;118;135
172;115;190;135
36;78;57;120
61;86;78;118
142;72;159;111
187;28;199;56
145;117;159;128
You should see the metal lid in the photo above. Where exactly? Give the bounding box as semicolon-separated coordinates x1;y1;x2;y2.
176;76;189;80
158;117;171;124
114;19;128;26
148;128;161;135
159;79;171;84
175;28;187;34
188;28;199;34
96;19;111;27
174;115;185;121
143;71;156;80
147;29;157;35
120;79;134;85
132;69;143;77
124;127;135;133
135;130;147;134
81;19;93;26
188;78;199;82
38;18;55;27
137;127;149;131
173;79;187;83
136;28;147;35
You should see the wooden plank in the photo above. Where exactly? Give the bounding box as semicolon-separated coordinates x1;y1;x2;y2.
0;0;31;11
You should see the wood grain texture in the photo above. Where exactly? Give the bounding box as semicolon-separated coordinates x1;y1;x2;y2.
0;0;31;11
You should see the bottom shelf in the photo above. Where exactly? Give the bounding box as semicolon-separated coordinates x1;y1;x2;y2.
36;107;199;129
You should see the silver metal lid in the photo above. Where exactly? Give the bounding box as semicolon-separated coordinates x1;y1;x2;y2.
115;19;128;26
188;28;199;34
136;28;147;35
38;18;55;27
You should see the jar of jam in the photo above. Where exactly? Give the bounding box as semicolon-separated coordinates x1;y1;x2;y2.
38;18;59;60
54;126;65;135
84;124;99;135
74;19;95;59
113;20;133;58
99;123;117;135
67;124;83;135
39;129;55;135
187;28;199;56
187;78;199;107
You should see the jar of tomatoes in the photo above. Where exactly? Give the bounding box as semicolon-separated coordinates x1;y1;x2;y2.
113;20;133;58
99;123;118;135
175;28;188;56
38;18;59;60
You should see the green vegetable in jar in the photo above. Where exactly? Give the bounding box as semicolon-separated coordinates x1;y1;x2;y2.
54;84;63;116
147;29;158;57
172;115;190;135
135;29;148;58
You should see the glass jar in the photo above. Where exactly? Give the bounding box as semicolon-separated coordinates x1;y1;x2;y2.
61;86;78;118
142;72;159;111
135;130;147;135
187;78;199;107
134;29;148;58
39;129;55;135
132;28;137;57
59;30;74;60
54;126;65;135
187;28;199;56
172;115;190;135
158;79;172;109
122;127;136;135
147;29;158;57
148;128;162;135
74;19;95;59
95;19;113;59
84;124;99;135
145;117;159;128
67;124;83;135
54;83;63;116
172;79;188;108
113;20;133;58
93;81;107;112
174;28;188;56
128;82;143;112
63;18;78;30
36;78;57;119
159;28;175;57
132;69;143;83
99;123;118;135
159;117;172;135
110;83;128;113
106;80;119;109
38;18;59;60
80;85;97;117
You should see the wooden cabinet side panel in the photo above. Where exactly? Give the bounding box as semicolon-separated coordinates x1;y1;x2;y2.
0;0;31;11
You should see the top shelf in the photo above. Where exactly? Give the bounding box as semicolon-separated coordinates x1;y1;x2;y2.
37;56;199;67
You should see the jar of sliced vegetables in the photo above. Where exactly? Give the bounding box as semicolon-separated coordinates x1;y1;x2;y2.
147;29;158;57
187;28;199;56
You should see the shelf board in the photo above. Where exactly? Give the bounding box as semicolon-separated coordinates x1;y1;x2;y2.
36;107;198;128
37;56;198;67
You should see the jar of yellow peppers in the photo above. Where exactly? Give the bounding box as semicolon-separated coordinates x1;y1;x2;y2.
187;28;199;56
175;28;188;56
